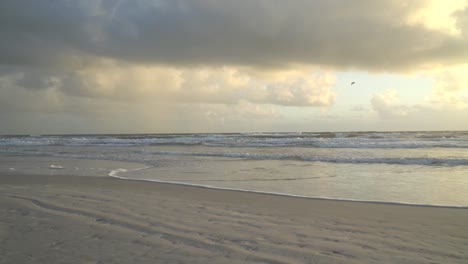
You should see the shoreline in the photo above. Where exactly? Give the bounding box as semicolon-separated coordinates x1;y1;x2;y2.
4;171;468;209
3;153;468;208
109;172;468;209
1;173;468;263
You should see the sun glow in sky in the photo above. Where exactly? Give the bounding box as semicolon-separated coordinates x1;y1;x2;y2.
1;0;468;134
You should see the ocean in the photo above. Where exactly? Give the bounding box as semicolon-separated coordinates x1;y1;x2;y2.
1;131;468;207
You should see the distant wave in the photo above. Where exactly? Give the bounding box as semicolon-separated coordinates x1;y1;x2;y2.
140;150;468;166
2;147;468;166
1;132;468;149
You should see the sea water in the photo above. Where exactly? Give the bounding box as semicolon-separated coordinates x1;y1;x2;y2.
1;131;468;206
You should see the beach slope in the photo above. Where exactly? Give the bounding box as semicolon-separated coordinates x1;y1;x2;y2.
1;174;467;263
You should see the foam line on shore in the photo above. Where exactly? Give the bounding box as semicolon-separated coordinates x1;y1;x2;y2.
108;166;152;177
108;168;468;209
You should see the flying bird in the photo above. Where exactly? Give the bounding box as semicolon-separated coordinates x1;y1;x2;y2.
351;82;355;85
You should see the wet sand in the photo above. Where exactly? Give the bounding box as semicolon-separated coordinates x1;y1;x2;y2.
1;173;467;263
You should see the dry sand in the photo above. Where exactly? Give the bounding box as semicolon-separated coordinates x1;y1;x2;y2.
1;173;467;264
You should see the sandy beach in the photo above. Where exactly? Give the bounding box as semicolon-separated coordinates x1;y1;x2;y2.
1;173;467;264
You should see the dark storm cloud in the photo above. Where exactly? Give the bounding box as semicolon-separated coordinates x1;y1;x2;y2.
0;0;88;67
0;0;467;70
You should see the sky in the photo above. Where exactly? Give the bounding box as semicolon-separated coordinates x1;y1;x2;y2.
1;0;468;134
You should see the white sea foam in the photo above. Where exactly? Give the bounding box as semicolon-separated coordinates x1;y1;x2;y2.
108;168;128;177
49;165;64;169
108;166;152;177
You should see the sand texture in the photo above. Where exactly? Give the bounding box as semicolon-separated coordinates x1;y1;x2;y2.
1;174;467;264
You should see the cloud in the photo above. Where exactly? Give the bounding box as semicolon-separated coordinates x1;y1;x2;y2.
407;0;466;35
350;105;369;112
1;0;468;71
371;89;408;118
431;66;468;108
0;78;282;134
3;60;336;108
2;0;468;133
